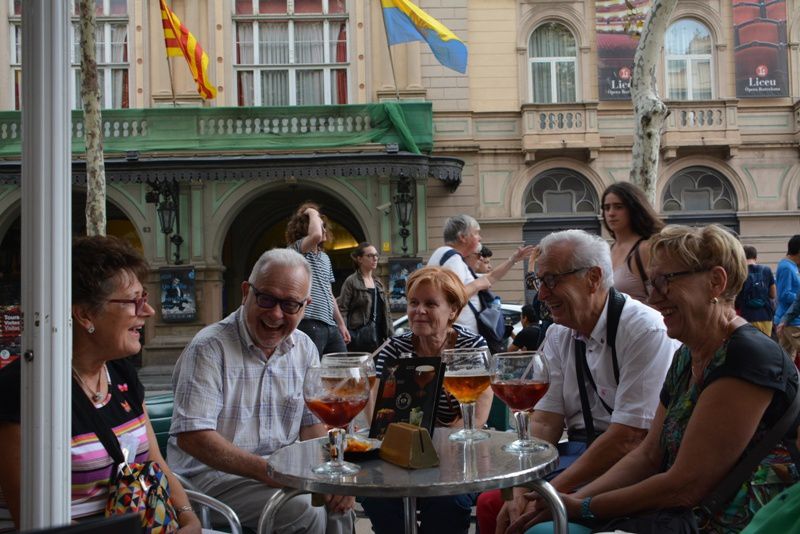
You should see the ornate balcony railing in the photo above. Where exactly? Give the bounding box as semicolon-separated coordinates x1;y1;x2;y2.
662;99;740;159
0;102;433;157
521;102;601;162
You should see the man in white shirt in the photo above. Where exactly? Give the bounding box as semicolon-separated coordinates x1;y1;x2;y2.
169;248;353;533
427;214;533;334
482;229;678;532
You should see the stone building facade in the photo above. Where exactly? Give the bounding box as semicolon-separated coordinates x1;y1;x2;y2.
0;0;798;364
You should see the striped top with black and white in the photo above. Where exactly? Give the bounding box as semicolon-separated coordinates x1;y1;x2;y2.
374;324;487;425
292;239;336;326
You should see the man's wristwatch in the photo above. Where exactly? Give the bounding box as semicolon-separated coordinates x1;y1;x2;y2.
580;497;596;520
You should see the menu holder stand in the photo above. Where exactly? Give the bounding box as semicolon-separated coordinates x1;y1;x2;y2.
379;423;439;469
369;357;444;440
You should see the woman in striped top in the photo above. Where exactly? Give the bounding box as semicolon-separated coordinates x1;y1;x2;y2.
363;266;492;534
0;236;200;532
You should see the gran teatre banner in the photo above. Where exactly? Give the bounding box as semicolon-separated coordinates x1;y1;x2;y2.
733;0;789;98
595;0;650;100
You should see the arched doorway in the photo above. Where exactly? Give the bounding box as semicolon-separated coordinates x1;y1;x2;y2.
661;166;739;233
221;187;364;315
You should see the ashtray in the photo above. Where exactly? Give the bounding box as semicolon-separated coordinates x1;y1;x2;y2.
324;436;382;461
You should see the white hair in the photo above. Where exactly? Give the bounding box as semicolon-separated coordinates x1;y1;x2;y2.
443;214;479;245
539;230;614;290
248;248;311;293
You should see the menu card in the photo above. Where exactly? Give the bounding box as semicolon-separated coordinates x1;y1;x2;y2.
369;357;444;440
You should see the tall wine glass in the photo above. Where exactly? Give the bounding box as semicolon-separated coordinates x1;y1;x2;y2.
303;364;370;475
322;352;376;435
441;348;491;442
490;351;550;453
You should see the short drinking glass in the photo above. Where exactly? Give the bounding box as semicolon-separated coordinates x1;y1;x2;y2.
441;348;491;442
303;364;370;475
490;351;550;453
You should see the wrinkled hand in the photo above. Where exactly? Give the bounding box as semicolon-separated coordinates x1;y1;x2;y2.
325;494;355;514
505;492;551;534
495;491;538;534
340;325;351;344
512;245;537;264
527;246;541;269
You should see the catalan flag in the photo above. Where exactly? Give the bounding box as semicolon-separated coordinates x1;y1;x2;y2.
159;0;216;99
381;0;467;74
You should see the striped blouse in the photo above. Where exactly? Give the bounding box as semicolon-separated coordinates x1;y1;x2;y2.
374;325;487;425
0;358;148;529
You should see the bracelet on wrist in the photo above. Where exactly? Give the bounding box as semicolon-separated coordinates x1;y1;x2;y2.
580;497;596;520
175;504;194;515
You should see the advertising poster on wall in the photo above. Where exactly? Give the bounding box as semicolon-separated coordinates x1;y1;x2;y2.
733;0;789;98
388;257;424;313
160;266;197;323
0;305;21;369
595;0;650;100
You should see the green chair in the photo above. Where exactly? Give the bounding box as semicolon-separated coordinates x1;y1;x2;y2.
486;395;510;431
145;393;174;459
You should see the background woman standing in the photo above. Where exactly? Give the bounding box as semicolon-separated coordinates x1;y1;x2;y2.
601;182;664;302
337;242;393;353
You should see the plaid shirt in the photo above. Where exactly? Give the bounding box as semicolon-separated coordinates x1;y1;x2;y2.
167;308;320;485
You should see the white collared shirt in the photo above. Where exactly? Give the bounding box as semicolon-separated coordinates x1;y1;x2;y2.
535;293;680;432
167;308;320;486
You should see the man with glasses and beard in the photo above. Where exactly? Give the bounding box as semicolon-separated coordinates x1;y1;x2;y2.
168;248;354;534
477;230;678;534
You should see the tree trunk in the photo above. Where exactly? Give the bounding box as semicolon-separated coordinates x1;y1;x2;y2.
79;0;106;236
628;0;679;205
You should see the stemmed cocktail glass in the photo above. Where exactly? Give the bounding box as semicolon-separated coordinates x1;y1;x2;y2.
303;364;370;475
489;351;550;453
322;352;376;435
441;348;491;442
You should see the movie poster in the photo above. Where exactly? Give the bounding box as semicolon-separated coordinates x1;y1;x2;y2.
388;257;423;313
733;0;789;97
160;266;197;323
596;0;650;100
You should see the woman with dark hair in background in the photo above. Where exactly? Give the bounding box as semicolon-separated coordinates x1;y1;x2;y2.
337;242;393;353
601;182;664;302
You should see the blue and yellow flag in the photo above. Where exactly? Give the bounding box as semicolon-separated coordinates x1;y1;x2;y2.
381;0;467;74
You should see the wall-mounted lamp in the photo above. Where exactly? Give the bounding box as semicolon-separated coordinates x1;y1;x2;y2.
146;180;184;265
393;176;414;257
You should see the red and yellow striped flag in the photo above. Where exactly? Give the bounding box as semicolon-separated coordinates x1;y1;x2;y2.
159;0;216;100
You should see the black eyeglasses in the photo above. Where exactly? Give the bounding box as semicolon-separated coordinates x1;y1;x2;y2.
249;285;306;314
363;253;380;259
645;268;711;297
108;292;149;315
525;268;587;291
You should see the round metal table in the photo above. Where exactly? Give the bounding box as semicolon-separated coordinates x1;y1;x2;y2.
259;428;567;534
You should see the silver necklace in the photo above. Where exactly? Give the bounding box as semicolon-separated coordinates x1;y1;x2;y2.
72;363;110;403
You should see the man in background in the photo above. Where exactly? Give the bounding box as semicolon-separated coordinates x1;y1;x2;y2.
735;245;776;336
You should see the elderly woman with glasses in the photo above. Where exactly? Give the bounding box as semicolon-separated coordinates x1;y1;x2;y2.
337;242;393;353
361;266;491;534
0;236;201;532
510;225;799;534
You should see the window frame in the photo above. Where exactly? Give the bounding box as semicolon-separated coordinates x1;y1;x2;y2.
233;0;350;107
527;22;578;104
8;0;130;110
664;19;714;101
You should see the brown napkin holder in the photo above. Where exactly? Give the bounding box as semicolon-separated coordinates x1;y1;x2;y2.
379;422;439;469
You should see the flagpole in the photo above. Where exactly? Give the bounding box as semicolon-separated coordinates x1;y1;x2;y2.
165;56;178;107
379;4;401;101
